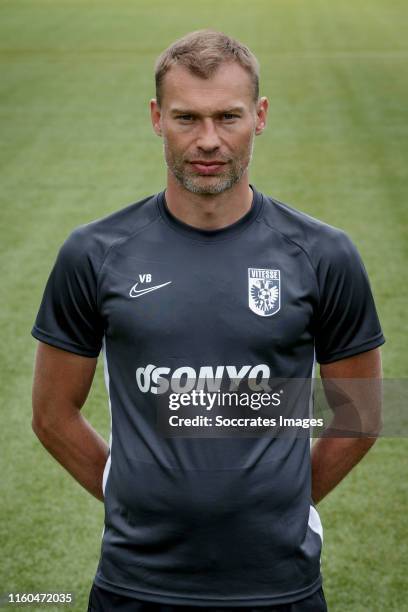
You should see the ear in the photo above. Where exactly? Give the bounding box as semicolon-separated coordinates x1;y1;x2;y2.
150;99;162;137
255;96;268;136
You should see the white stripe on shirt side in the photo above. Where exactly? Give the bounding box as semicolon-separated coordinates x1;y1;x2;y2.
308;351;324;551
308;505;324;543
100;336;113;540
102;335;113;496
309;352;316;449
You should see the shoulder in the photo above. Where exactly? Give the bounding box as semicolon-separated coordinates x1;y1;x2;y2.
59;193;161;267
258;192;360;269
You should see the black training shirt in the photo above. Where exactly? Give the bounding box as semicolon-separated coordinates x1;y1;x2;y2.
32;187;384;606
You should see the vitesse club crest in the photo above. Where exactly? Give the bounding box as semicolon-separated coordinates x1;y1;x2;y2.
248;268;281;317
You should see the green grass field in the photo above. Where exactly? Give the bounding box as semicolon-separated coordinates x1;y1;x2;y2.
1;1;407;610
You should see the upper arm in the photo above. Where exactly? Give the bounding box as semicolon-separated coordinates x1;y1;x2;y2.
319;347;383;435
32;341;97;429
320;346;382;380
31;227;104;429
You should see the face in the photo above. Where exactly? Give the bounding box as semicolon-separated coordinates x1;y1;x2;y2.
151;62;268;195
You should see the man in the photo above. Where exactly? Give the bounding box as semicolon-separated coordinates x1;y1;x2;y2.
32;30;384;611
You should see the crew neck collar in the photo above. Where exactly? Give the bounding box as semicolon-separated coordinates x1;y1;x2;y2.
157;185;263;242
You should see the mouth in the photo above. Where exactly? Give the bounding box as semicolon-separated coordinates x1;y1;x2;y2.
188;161;228;175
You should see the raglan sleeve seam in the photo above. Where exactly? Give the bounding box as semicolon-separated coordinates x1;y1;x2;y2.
258;216;321;305
95;213;162;310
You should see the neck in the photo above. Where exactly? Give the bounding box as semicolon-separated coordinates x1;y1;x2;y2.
164;171;253;230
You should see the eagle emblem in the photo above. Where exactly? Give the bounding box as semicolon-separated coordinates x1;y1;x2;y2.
248;268;281;316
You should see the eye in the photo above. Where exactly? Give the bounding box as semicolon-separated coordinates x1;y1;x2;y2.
222;113;240;122
176;114;194;122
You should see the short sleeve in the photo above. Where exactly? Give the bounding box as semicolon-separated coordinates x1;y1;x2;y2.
314;230;385;364
31;228;104;357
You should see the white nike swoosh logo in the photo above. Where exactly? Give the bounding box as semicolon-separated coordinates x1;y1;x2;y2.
129;281;172;298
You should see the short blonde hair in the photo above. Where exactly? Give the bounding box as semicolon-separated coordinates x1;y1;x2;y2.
155;29;260;106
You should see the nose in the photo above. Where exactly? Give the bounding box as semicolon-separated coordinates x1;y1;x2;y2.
196;118;221;152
